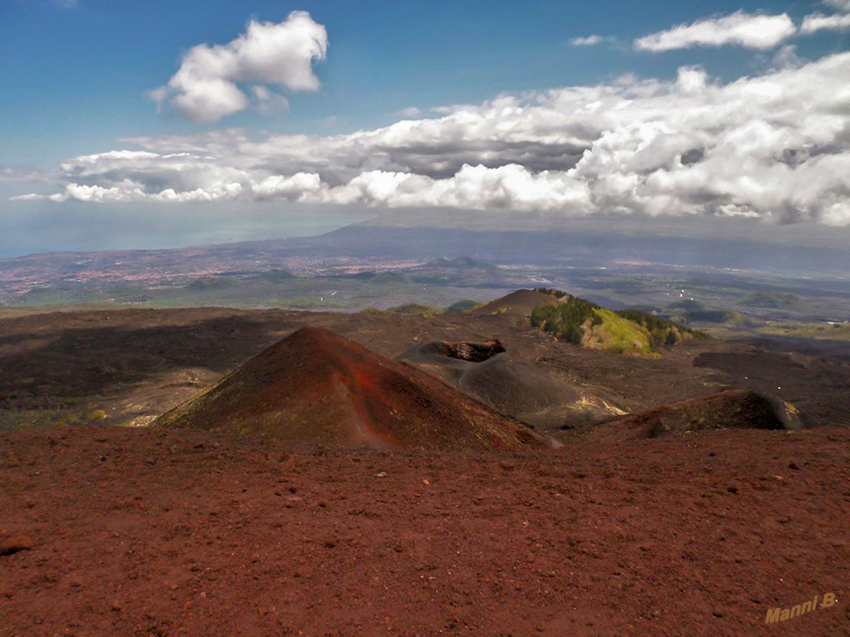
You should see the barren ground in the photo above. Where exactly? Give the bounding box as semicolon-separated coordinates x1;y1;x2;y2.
2;308;849;432
2;425;848;636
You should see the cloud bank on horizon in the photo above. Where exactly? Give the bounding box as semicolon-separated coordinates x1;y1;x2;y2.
12;5;850;226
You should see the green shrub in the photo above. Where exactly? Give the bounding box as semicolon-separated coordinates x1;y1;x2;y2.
445;300;480;313
615;308;709;346
387;303;441;316
532;287;570;299
532;297;709;353
531;296;601;344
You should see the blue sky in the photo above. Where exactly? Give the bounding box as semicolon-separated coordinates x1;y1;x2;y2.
2;0;845;166
1;1;850;255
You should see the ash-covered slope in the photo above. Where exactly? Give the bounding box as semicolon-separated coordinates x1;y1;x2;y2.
399;339;592;429
154;327;545;452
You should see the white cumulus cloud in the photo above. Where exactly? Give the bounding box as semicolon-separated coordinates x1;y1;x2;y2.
569;35;604;47
150;11;327;123
801;12;850;34
635;11;796;51
308;165;592;212
17;52;850;225
251;85;290;115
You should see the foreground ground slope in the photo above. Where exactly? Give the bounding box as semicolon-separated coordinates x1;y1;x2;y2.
155;327;543;452
1;425;848;636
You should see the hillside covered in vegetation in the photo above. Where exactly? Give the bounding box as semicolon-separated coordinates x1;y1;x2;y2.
531;293;708;355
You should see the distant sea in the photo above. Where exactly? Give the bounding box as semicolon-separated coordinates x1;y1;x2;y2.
0;202;373;258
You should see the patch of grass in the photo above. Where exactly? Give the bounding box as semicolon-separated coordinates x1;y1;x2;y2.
258;269;296;282
682;309;735;323
532;287;570;299
589;309;655;356
532;296;708;355
625;304;663;314
369;272;411;284
615;309;709;346
741;292;811;312
186;277;237;291
531;296;602;345
387;303;442;316
0;408;93;432
666;299;707;311
445;299;480;313
283;297;351;310
685;309;761;328
755;321;850;341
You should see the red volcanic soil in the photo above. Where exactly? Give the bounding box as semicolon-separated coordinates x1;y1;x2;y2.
155;327;543;452
1;425;848;636
472;289;561;316
572;390;802;443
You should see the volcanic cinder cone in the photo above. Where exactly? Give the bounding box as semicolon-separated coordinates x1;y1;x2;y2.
472;289;565;316
571;390;803;443
154;327;545;451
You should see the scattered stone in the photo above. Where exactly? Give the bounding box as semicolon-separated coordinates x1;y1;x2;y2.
727;486;738;494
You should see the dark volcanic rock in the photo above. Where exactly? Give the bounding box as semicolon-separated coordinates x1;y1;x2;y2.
571;390;803;443
424;339;506;363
